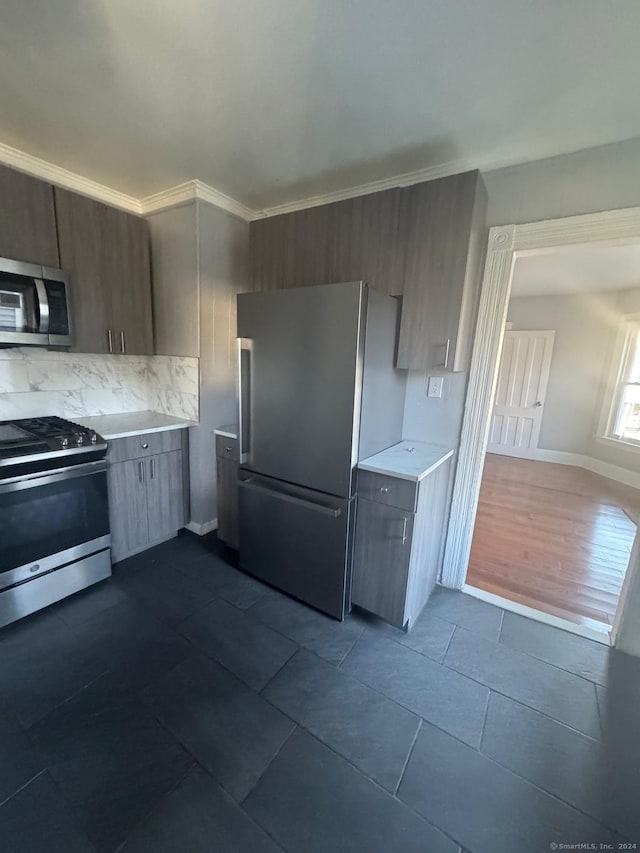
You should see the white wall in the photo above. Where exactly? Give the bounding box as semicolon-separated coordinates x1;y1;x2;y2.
485;137;640;227
506;293;617;455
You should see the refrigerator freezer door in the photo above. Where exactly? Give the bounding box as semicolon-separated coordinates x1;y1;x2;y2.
237;282;365;498
238;471;353;620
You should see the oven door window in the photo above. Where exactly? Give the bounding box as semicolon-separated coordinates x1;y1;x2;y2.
0;470;109;571
0;273;39;333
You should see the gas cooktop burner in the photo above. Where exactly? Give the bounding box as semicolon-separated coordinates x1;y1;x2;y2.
0;416;108;479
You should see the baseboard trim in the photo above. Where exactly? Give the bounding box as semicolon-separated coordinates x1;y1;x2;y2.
185;518;218;536
527;448;640;491
462;584;612;645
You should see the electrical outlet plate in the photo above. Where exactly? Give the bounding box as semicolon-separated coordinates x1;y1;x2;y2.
427;376;444;398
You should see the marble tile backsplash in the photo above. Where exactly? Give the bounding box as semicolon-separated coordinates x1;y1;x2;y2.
0;349;199;421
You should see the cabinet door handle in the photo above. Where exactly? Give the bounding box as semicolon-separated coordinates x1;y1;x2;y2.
436;339;451;369
107;329;113;353
401;517;408;545
149;457;156;480
120;331;126;354
138;460;144;482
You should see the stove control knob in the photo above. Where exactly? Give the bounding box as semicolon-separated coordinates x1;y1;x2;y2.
61;437;69;448
76;435;84;446
90;432;98;444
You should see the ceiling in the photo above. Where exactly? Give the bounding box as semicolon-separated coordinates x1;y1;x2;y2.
511;244;640;298
1;1;640;212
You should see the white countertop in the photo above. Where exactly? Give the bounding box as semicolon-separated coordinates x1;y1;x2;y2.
358;440;454;482
214;424;238;438
75;411;198;440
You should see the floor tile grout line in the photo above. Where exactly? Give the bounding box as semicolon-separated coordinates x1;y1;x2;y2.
442;622;609;693
23;668;111;734
251;724;466;852
474;728;632;840
478;688;492;749
437;653;605;743
239;722;299;808
441;623;457;661
394;717;423;797
111;759;197;853
0;768;47;810
259;646;299;695
43;767;101;852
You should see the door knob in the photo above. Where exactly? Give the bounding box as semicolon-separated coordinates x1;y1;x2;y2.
534;401;543;407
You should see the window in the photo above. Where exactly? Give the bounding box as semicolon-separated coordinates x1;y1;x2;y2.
603;319;640;445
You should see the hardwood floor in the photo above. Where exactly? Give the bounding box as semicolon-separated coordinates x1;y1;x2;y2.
467;454;640;630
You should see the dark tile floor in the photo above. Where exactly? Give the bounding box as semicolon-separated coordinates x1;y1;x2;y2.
1;531;639;853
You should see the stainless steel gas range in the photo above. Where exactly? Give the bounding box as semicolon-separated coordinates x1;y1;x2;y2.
0;416;111;629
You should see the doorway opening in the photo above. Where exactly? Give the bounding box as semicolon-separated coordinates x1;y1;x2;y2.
466;246;640;634
441;208;640;647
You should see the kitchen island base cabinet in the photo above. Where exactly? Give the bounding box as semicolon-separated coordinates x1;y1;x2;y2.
107;431;188;563
352;456;452;629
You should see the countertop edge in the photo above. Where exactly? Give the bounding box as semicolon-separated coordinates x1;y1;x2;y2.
100;421;197;440
75;412;198;441
214;425;238;439
358;447;454;482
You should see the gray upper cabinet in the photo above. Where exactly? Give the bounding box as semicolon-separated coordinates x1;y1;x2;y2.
250;188;406;295
55;187;153;355
0;164;59;267
55;189;112;353
249;171;487;371
396;170;488;371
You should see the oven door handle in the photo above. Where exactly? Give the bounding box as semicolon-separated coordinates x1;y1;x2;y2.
0;460;107;494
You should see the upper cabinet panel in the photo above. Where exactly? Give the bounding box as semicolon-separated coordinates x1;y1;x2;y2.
249;170;487;371
0;164;59;267
55;187;153;355
250;188;405;295
396;171;488;371
103;204;153;356
55;188;113;354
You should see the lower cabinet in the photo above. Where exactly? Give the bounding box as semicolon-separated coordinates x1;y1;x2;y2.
215;434;239;548
352;457;452;629
107;430;188;562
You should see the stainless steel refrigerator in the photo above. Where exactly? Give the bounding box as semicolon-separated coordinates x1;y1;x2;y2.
236;281;407;619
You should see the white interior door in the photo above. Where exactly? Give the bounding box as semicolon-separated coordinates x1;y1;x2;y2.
487;330;555;458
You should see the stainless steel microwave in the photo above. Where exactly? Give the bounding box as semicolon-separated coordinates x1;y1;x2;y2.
0;257;72;347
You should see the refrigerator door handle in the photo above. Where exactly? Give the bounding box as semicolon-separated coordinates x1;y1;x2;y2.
237;337;252;464
238;477;342;518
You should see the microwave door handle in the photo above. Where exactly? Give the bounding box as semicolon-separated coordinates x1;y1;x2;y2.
34;278;49;334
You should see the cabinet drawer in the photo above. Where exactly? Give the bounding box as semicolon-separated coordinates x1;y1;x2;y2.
216;434;239;462
356;469;417;511
107;429;183;463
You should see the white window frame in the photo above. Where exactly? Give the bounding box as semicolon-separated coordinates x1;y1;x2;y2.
597;313;640;450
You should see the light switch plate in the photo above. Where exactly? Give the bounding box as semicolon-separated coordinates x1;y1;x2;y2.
427;376;444;398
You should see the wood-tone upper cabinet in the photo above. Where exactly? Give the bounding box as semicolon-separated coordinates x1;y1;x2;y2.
103;204;153;356
55;189;113;353
250;187;405;294
55;187;153;355
396;170;487;371
0;164;59;267
331;188;405;295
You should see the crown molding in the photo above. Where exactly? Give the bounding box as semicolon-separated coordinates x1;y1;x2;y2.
137;181;198;215
139;179;254;221
253;157;480;219
0;141;142;213
192;179;255;221
0;137;584;224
